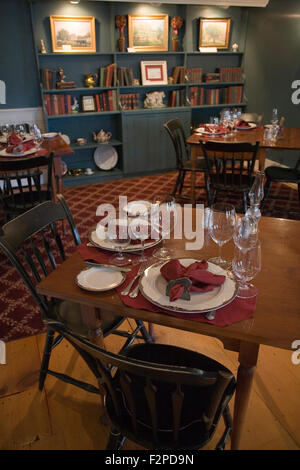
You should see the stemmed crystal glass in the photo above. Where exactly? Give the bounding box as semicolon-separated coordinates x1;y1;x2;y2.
232;241;261;298
30;125;43;149
15;124;26;139
129;214;150;263
208;202;236;269
233;216;259;251
152;194;176;260
1;124;10;143
106;218;132;266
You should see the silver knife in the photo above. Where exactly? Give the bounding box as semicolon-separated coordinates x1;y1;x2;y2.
121;263;146;296
84;261;131;272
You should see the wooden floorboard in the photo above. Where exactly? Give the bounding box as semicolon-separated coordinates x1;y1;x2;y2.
0;324;299;450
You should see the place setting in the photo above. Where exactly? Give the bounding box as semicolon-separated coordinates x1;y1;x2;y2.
0;124;47;157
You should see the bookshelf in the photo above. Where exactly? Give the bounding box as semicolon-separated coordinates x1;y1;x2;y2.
30;2;247;187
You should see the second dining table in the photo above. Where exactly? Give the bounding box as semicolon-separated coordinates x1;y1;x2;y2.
187;126;300;206
36;211;300;450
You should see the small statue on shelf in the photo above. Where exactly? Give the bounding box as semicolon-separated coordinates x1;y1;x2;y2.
144;91;166;109
71;97;79;114
115;15;127;52
232;43;239;52
171;16;183;52
56;67;76;89
40;39;46;54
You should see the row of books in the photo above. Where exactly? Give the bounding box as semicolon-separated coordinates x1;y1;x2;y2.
43;90;118;115
189;85;244;106
186;68;203;84
217;67;243;82
172;66;186;84
94;90;118;111
99;64;135;87
120;93;139;110
168;89;186;107
40;69;57;90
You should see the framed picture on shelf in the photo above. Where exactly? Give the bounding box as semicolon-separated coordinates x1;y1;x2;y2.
199;18;231;49
141;61;168;86
128;14;168;52
50;15;96;53
81;95;96;112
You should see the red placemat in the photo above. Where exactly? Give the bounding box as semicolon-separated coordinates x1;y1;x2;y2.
78;240;158;264
77;244;257;327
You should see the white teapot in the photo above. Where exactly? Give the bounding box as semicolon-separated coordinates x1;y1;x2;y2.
93;129;112;143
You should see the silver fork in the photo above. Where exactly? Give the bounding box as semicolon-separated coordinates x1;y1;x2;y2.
121;263;146;296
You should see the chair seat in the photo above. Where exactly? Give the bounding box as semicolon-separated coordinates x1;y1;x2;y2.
3;190;52;213
53;299;125;338
211;173;252;192
265;166;300;182
106;343;235;450
180;156;207;171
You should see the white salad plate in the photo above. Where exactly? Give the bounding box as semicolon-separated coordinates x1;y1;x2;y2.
139;258;237;314
76;266;126;292
89;222;162;252
42;132;58;139
94;145;118;170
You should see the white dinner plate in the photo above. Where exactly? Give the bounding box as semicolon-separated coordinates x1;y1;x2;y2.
76;266;126;292
123;200;152;217
0;147;38;157
90;223;162;252
42;132;58;139
60;134;70;145
235;122;257;130
0;134;32;144
94;145;118;170
139;258;237;314
61;160;68;176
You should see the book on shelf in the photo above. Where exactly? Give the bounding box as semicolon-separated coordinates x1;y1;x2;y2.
99;63;117;87
40;69;57;90
43;93;72;116
168;90;186;107
120;93;139;110
172;66;186;84
117;66;134;86
204;73;220;83
186;68;203;84
217;67;244;82
189;85;243;106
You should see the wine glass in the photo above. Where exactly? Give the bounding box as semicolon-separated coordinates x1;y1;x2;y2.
152;194;176;260
208;202;236;269
106;218;132;266
15;124;26;139
233;216;259;251
271;108;279;126
30;125;43;150
129;214;150;263
232;241;261;298
1;124;10;143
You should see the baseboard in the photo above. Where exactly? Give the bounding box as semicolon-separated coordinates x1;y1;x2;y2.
0;107;45;132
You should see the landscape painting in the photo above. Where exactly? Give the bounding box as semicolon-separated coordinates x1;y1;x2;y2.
128;15;168;52
199;18;231;49
50;16;96;53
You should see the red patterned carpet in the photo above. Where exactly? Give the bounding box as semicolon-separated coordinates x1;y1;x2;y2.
0;171;299;342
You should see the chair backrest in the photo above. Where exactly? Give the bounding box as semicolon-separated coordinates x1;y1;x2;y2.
240;112;263;125
200;140;260;191
0;195;80;317
0;154;53;219
51;322;235;447
164;118;189;168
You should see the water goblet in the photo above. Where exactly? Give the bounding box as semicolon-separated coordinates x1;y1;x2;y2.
233;216;259;251
30;126;43;150
106;218;132;266
15;124;26;139
208;202;236;269
152;194;176;260
129;214;150;263
232;241;261;298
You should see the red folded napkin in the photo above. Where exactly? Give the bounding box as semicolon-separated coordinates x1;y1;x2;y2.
161;259;226;301
236;120;251;128
114;264;257;328
8;132;22;145
6;140;35;154
204;124;228;134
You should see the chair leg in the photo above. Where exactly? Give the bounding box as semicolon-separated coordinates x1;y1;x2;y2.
136;319;154;344
298;183;300;204
39;327;55;391
215;405;233;450
178;170;186;195
172;171;182;197
106;428;126;450
261;179;272;210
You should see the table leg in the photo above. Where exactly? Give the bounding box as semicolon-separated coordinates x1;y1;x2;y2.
148;322;155;342
231;341;260;450
80;304;105;348
190;144;198;207
258;148;266;171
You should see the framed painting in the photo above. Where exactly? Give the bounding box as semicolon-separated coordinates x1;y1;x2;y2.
141;61;168;86
199;18;231;49
50;15;96;53
128;14;168;52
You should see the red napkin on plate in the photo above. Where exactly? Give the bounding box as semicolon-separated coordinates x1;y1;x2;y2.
161;259;226;301
6;139;35;154
236;120;251;128
204;124;228;134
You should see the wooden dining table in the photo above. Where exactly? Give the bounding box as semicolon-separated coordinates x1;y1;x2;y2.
187;126;300;206
0;134;73;201
36;212;300;450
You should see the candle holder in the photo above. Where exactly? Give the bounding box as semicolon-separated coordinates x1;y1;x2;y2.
116;15;126;52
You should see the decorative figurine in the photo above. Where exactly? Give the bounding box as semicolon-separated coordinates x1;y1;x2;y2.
40;39;46;54
232;43;239;52
115;15;127;52
171;16;183;52
144;91;166;109
71;97;79;114
84;73;98;88
56;67;76;89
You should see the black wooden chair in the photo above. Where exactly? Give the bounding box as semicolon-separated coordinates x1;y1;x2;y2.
0;154;53;222
200;140;260;213
48;321;236;450
164;118;210;202
261;157;300;213
0;195;152;393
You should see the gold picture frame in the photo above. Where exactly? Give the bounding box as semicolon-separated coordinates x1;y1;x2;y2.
199;18;231;50
50;15;96;53
81;95;96;112
128;14;168;52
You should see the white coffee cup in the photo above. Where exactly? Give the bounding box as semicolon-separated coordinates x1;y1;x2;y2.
85;167;93;175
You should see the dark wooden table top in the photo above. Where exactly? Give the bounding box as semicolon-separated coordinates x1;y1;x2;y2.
37;213;300;351
187;126;300;151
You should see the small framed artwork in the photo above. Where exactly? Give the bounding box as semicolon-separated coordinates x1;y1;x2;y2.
199;18;231;50
50;15;96;53
128;14;168;52
81;95;96;112
141;61;168;86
